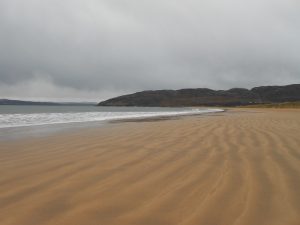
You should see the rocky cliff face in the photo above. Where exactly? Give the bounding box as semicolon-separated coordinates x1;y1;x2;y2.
98;84;300;107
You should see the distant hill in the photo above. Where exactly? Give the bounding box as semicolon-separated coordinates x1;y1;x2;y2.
98;84;300;107
0;99;96;106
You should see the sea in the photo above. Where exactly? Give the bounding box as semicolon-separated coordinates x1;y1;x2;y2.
0;105;223;140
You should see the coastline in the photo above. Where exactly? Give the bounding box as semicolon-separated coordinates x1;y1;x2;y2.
1;108;300;225
0;108;223;141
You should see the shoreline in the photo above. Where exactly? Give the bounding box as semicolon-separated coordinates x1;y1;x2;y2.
1;108;300;225
0;109;224;141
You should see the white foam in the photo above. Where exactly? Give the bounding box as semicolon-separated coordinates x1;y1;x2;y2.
0;108;223;128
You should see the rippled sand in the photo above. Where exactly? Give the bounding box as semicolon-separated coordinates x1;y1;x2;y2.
1;109;300;225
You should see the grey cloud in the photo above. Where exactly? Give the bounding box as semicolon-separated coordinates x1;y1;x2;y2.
0;0;299;101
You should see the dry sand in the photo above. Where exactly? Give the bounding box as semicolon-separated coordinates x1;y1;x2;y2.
1;109;300;225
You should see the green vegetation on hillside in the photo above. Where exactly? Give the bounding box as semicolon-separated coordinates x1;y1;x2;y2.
98;84;300;107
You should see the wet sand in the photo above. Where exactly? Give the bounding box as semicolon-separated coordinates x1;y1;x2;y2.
1;109;300;225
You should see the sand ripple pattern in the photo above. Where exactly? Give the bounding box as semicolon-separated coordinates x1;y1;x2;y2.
0;109;300;225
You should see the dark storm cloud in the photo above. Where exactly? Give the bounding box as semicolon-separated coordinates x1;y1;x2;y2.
0;0;299;101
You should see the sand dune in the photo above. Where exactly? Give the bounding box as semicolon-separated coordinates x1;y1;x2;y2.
1;109;300;225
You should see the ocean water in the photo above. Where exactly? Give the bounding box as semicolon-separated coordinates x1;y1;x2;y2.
0;105;223;129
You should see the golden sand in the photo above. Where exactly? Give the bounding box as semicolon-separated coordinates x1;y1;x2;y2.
1;109;300;225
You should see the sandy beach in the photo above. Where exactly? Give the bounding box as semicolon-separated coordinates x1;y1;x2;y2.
1;109;300;225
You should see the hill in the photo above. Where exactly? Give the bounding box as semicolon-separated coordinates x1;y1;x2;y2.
98;84;300;107
0;99;96;106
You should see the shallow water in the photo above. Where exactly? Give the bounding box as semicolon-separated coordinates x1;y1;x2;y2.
0;105;223;140
0;105;223;128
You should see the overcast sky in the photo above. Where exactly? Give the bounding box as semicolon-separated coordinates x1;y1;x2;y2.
0;0;299;101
